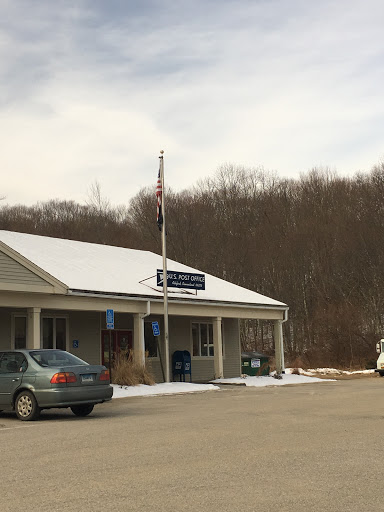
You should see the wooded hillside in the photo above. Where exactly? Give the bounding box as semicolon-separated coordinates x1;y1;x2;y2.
2;164;383;368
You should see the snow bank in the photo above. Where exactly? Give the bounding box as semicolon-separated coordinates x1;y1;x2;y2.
212;373;335;387
286;367;374;376
112;382;220;398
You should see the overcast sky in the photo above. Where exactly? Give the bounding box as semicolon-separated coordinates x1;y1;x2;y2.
1;0;383;206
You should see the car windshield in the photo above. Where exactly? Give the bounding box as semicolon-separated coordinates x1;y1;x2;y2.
30;350;89;367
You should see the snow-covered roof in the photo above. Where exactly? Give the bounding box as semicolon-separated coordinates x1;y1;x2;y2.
0;230;287;308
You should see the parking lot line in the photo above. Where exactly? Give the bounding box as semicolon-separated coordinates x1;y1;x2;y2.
0;424;39;431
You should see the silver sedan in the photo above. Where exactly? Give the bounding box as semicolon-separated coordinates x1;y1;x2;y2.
0;349;113;421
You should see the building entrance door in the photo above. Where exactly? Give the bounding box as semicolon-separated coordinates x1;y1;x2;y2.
101;330;133;367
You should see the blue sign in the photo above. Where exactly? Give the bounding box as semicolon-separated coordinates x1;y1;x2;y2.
157;269;205;290
152;321;160;337
106;309;114;329
73;340;79;349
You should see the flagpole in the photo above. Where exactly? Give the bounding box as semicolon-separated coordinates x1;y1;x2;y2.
159;150;170;382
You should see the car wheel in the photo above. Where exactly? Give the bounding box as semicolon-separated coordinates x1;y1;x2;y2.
15;391;41;421
379;372;384;377
70;404;94;417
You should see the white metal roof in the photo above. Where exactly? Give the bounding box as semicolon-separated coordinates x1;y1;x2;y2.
0;230;287;308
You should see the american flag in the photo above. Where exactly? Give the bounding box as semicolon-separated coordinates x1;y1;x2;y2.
156;163;163;231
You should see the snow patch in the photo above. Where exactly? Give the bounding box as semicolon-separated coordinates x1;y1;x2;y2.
286;367;375;376
212;373;335;387
112;382;220;398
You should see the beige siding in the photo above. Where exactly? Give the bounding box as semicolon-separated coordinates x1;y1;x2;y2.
169;316;191;352
67;311;101;365
0;251;51;288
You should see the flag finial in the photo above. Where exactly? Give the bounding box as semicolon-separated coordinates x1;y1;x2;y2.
160;150;164;155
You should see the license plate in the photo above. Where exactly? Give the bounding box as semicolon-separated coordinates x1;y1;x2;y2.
81;374;94;383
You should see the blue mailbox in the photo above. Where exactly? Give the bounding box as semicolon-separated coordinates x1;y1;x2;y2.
172;350;192;382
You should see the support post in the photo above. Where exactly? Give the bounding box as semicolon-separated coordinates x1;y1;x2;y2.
213;317;224;379
273;319;285;374
133;313;146;366
27;307;41;349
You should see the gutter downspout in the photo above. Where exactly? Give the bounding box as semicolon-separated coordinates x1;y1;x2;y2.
141;300;151;321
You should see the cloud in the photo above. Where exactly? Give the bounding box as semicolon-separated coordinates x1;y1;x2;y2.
0;0;383;205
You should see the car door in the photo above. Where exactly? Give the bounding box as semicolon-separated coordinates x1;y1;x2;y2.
0;352;26;407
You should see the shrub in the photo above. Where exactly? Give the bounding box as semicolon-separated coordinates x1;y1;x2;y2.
112;350;155;386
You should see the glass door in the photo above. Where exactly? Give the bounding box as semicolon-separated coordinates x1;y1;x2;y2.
102;330;114;367
101;330;133;366
116;331;132;354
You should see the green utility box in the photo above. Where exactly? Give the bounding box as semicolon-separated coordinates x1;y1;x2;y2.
241;351;270;376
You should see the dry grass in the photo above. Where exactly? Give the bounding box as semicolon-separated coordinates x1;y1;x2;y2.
258;361;271;376
112;350;155;386
287;357;307;369
307;370;377;380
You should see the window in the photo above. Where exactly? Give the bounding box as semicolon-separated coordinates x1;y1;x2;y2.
0;352;28;373
13;316;27;349
144;322;158;357
42;317;67;350
192;322;214;357
30;350;87;367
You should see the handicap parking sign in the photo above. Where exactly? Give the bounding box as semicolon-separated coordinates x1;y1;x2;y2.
152;321;160;336
106;309;114;329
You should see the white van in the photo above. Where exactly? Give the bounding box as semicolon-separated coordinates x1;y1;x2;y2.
376;339;384;376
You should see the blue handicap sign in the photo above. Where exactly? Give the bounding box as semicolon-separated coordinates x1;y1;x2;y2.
152;321;160;337
106;309;114;329
72;340;79;349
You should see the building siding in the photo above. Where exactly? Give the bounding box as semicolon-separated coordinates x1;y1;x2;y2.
147;315;241;383
67;311;101;365
0;251;51;287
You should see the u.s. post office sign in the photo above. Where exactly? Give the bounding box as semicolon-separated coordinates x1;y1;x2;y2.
157;269;205;290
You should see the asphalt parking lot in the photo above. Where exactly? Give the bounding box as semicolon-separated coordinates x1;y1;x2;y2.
1;377;383;512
